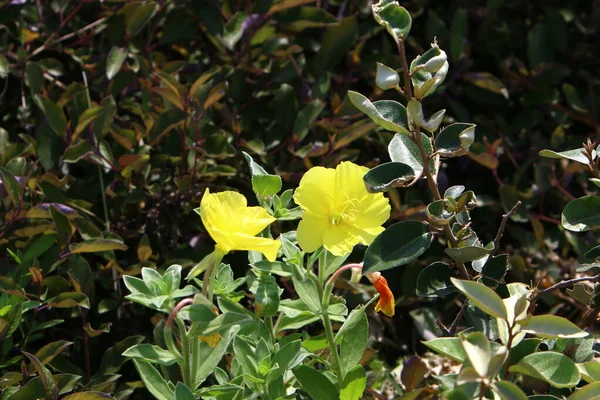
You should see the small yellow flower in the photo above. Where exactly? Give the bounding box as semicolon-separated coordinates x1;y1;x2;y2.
293;161;391;256
197;188;280;261
367;272;395;317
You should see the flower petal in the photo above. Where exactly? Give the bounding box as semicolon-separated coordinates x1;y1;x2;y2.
334;161;369;204
231;233;281;262
323;225;359;257
297;213;329;253
293;166;336;217
373;275;395;317
353;195;391;230
240;206;276;236
347;225;385;246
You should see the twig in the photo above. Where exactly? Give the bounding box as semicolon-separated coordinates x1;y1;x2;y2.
28;0;92;59
490;201;521;258
531;274;600;302
397;36;412;100
449;300;468;335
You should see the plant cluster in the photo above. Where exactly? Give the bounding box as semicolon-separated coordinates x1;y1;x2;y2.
0;0;599;399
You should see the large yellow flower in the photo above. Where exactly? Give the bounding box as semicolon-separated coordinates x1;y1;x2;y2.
293;161;391;256
197;188;280;261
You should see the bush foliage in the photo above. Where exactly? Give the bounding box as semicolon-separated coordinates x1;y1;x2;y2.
1;0;599;399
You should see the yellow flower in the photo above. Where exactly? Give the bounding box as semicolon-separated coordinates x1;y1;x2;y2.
293;161;391;256
197;188;280;261
367;272;395;317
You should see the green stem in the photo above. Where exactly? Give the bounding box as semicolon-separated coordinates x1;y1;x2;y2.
163;323;183;362
190;333;200;390
322;312;344;383
175;317;192;387
317;251;343;382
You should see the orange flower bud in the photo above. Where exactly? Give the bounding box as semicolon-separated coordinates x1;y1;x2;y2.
367;272;395;317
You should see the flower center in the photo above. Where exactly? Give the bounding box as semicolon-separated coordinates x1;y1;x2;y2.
330;198;359;225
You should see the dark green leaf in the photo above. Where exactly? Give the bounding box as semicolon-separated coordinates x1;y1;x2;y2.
372;0;412;42
34;95;67;137
363;162;415;192
106;47;128;80
416;262;456;297
293;365;339;400
363;221;433;274
562;196;600;232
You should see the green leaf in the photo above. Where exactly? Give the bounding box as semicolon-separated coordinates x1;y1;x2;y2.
222;12;248;50
464;72;509;99
492;380;528;400
293;365;339;400
293;100;324;143
410;44;448;99
23;351;56;399
50;205;71;246
562;83;588;113
196;326;239;385
106;47;128;80
406;99;445;132
519;315;589;338
363;162;415;192
291;275;321;313
132;360;174;400
7;377;46;400
449;9;468;60
388;132;435;177
122;344;178;366
363;221;432;274
25;61;44;96
315;16;357;71
508;352;580;388
375;62;400;90
69;239;128;254
48;292;90;309
416;262;456;297
562;196;600;232
445;242;494;264
451;278;508;320
98;335;145;375
567;382;600;400
372;0;412;42
422;337;467;363
63;140;93;163
34;95;67;137
435;123;476;156
348;92;409;134
0;54;8;78
174;383;195;400
74;106;104;137
460;332;492;377
340;365;367;400
577;362;600;383
251;174;282;198
127;2;158;36
539;148;591;164
249;274;281;317
0;167;22;206
94;96;117;138
61;393;117;400
339;309;368;377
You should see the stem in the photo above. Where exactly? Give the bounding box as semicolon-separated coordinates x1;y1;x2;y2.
531;274;600;302
175;317;192;387
397;37;413;101
490;201;521;258
322;312;344;382
396;39;468;279
318;251;344;383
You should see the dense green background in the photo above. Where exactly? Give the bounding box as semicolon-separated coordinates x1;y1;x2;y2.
0;0;598;398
